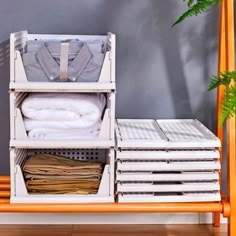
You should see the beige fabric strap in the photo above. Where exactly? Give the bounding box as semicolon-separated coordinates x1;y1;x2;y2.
59;42;70;81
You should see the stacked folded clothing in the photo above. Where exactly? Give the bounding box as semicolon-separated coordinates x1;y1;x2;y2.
23;154;103;194
21;93;106;139
22;39;106;82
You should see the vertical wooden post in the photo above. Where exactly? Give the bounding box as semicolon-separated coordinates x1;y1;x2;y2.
225;0;236;235
214;0;227;227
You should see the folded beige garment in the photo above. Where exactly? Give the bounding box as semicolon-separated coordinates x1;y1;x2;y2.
26;179;100;194
24;174;101;181
23;154;103;195
23;154;102;170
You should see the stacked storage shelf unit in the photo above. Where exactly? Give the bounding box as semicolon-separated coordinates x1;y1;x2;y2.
9;31;116;203
116;119;221;203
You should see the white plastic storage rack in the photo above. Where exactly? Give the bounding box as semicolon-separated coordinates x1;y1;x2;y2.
9;31;116;203
116;119;221;203
10;31;116;92
9;92;115;149
10;148;115;203
9;31;116;148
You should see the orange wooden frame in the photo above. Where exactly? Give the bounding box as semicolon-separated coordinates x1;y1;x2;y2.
0;1;235;235
214;0;236;234
0;202;225;213
224;0;236;235
214;0;227;227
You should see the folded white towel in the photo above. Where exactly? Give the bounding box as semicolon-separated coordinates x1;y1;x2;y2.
24;118;103;132
21;93;106;132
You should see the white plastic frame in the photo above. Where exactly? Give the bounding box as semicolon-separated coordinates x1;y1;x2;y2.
117;160;221;172
116;150;220;161
10;148;115;203
10;31;116;92
10;92;115;148
116;172;220;182
117;192;221;203
117;182;220;193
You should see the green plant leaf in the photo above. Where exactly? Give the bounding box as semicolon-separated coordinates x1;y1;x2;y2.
187;0;195;7
208;76;222;91
208;71;236;126
208;71;236;91
219;85;236;127
173;0;222;26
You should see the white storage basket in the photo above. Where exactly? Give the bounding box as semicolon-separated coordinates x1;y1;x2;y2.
115;119;221;203
10;31;116;92
10;92;115;148
10;148;114;203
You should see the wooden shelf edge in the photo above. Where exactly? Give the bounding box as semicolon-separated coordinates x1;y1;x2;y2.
0;201;223;213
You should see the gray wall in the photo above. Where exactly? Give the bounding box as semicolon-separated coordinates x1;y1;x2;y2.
0;0;221;183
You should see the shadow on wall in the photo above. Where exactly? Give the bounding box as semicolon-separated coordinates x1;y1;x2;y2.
150;0;218;129
109;0;218;129
106;0;192;119
0;40;10;175
179;8;219;131
152;0;193;119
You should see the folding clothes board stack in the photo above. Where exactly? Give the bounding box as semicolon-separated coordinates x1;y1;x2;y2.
9;31;116;203
115;119;221;203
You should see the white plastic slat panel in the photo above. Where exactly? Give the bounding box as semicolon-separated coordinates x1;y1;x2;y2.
10;140;115;149
116;119;167;148
117;182;220;193
118;192;221;203
116;172;219;182
116;150;220;161
116;119;221;149
117;161;221;171
27;34;107;41
117;119;166;141
28;149;107;162
10;82;116;93
157;119;220;148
